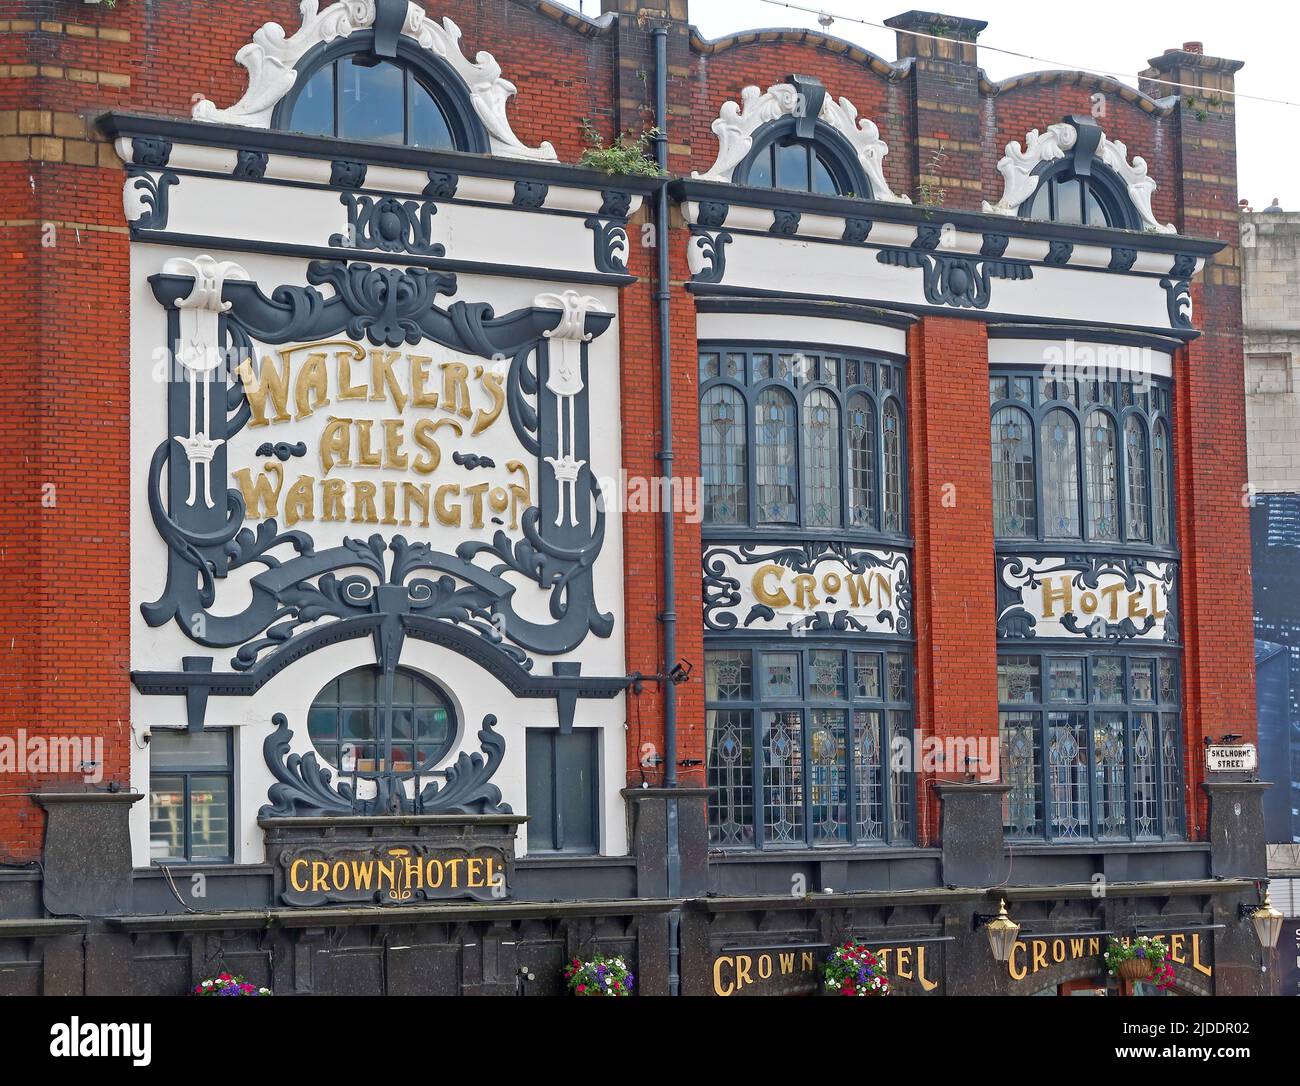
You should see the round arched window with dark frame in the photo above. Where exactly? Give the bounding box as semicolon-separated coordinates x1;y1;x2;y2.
307;666;457;775
734;118;871;198
273;33;488;152
1019;160;1138;230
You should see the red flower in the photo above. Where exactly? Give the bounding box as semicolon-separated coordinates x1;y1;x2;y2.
577;984;587;993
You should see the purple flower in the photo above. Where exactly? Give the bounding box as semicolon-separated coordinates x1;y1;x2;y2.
1136;948;1146;959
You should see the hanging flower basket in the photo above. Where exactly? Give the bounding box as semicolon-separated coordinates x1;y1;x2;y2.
190;972;272;996
822;940;893;996
1104;936;1174;990
563;954;634;996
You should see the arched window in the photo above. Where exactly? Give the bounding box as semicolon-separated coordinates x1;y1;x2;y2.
1152;419;1172;545
735;118;869;197
991;406;1035;538
1041;409;1081;538
1084;411;1119;541
1021;161;1137;229
882;401;904;535
846;393;877;529
1124;416;1150;542
755;388;798;524
275;36;486;152
698;347;907;537
307;666;456;774
701;385;747;524
801;389;841;528
990;370;1173;547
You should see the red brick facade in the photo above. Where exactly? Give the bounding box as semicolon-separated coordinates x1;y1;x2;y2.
0;0;1251;862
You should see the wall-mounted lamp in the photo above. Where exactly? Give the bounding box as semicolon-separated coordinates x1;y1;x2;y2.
1240;887;1284;950
973;899;1021;963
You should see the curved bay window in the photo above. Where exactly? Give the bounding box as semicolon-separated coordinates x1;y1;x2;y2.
706;646;915;848
734;118;869;197
1021;161;1139;230
999;652;1184;841
308;666;457;775
699;346;908;536
274;35;486;152
990;369;1174;547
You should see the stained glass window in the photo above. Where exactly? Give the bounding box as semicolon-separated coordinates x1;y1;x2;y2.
991;370;1173;545
699;348;907;536
801;389;842;527
704;646;913;848
998;652;1183;842
992;406;1036;537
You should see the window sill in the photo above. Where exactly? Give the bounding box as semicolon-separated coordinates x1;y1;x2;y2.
708;845;937;862
1005;839;1202;853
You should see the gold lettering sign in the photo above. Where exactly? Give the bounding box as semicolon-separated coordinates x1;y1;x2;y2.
1006;933;1212;982
711;944;939;996
232;340;525;530
281;843;509;906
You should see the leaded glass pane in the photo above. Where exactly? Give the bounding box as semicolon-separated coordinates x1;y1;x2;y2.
1158;657;1177;703
1001;711;1041;837
762;653;799;698
699;353;720;381
707;709;753;847
1132;712;1158;837
1094;713;1128;837
705;649;751;701
1085;411;1119;540
990;376;1009;403
847;392;877;529
1091;656;1124;703
755;388;797;523
854;652;882;699
992;406;1036;537
1125;415;1150;542
887;653;909;702
701;385;747;525
762;710;804;845
1130;659;1155;702
883;402;904;533
1047;712;1089;839
1152;420;1172;546
1047;657;1084;702
801;389;842;527
853;710;884;841
752;354;773;381
998;655;1041;703
809;709;848;842
1160;712;1183;835
1042;409;1081;538
809;650;845;700
888;711;914;842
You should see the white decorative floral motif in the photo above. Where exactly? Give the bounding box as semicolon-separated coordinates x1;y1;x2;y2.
191;0;555;161
693;82;909;204
983;122;1174;234
163;256;251;508
536;291;604;528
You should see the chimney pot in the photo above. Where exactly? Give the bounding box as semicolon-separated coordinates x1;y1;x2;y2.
1183;41;1204;54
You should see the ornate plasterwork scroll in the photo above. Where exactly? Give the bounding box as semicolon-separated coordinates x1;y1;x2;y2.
692;82;909;204
191;0;556;161
982;121;1175;234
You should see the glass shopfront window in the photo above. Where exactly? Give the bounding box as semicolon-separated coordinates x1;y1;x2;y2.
705;645;915;849
998;652;1184;841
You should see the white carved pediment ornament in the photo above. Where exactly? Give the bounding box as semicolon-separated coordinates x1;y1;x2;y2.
693;82;910;204
192;0;555;162
982;121;1174;234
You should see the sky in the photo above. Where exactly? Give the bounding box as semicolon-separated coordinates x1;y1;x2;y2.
567;0;1300;209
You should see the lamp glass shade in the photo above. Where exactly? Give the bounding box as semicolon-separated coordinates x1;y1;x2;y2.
985;900;1021;963
1250;896;1284;949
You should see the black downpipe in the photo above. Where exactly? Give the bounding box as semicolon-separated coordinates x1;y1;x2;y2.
651;24;681;997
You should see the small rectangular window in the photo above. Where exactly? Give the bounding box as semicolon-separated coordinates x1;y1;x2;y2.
149;729;234;864
526;729;599;854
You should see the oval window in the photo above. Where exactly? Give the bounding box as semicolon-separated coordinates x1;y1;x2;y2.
307;666;456;774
